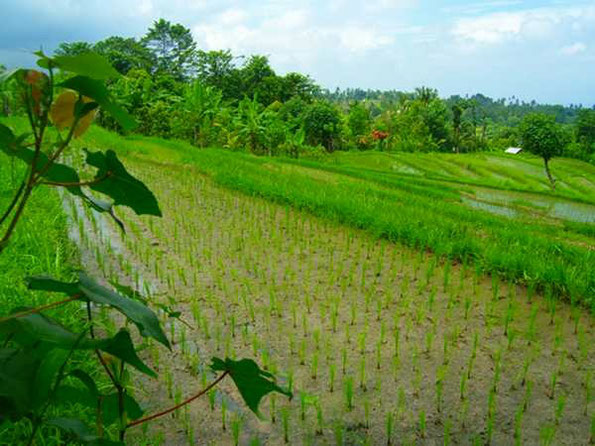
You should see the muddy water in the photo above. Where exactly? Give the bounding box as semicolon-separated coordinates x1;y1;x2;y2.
67;158;594;445
463;187;595;223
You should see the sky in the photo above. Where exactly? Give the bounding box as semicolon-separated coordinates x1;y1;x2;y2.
1;0;594;105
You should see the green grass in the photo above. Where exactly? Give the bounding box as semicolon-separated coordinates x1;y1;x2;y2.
321;151;595;204
0;119;103;444
59;124;593;308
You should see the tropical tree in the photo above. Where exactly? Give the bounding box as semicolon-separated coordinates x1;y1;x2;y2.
520;113;566;189
303;101;342;152
451;101;466;153
172;80;223;147
94;36;154;75
142;19;197;80
196;49;242;99
576;109;595;156
234;96;267;154
240;55;276;101
282;127;307;158
347;102;371;148
281;72;319;102
54;41;94;56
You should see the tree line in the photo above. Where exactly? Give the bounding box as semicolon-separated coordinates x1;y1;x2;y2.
1;18;594;162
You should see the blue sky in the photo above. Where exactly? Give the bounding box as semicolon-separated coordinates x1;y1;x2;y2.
1;0;594;105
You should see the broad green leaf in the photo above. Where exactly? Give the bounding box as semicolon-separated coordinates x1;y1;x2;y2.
0;311;86;348
0;348;38;420
211;357;292;416
102;392;144;425
54;384;97;409
59;76;137;131
34;349;69;408
54;384;143;425
0;124;15;150
101;329;156;377
35;50;53;70
78;273;169;348
110;281;146;304
47;417;96;442
85;150;162;217
53;52;120;80
25;276;79;295
68;369;99;399
0;313;156;376
23;273;168;348
81;194;126;231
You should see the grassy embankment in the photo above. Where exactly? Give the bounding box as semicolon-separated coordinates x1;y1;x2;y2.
73;124;595;309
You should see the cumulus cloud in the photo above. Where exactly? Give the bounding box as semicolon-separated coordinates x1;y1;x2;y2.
452;5;595;46
192;6;396;68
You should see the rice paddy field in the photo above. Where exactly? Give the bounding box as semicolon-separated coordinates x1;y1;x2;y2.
2;118;594;445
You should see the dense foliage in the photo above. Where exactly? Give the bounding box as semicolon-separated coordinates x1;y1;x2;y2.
1;19;594;163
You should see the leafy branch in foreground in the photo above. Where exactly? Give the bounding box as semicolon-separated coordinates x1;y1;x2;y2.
0;50;290;444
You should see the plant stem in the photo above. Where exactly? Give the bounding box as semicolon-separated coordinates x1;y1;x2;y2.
0;179;25;227
126;371;229;429
118;360;126;441
86;301;118;385
40;172;112;188
0;295;81;323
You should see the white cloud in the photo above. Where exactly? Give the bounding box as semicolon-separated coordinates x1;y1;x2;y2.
193;7;395;66
336;27;394;52
561;42;587;56
138;0;153;15
452;5;595;46
365;0;417;10
217;8;248;26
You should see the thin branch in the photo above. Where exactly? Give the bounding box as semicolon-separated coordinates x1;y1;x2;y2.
33;115;79;182
0;295;81;323
87;301;118;386
0;171;35;254
118;359;126;441
126;371;230;429
39;172;112;188
0;179;25;227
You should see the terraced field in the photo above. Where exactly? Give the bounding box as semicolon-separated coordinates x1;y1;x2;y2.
56;127;594;445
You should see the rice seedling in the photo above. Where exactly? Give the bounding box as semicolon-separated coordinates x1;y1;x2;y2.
281;408;290;443
22;131;591;445
344;377;354;411
386;411;394;445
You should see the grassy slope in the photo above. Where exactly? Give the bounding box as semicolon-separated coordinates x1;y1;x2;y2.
320;151;595;204
70;125;595;308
